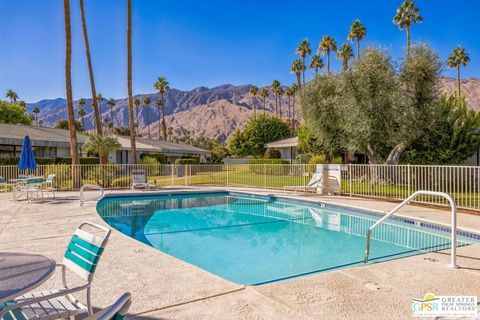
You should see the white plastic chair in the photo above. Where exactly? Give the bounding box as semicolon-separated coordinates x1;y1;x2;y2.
0;222;111;320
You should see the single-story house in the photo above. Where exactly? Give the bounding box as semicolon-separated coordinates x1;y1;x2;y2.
110;136;210;164
264;137;300;163
265;135;480;166
0;124;88;158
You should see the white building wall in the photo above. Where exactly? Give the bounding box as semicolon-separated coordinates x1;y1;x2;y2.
56;147;71;158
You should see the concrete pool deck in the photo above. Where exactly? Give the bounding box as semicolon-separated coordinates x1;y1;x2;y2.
0;187;479;319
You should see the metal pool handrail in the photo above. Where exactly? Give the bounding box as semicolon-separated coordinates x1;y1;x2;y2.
80;184;104;206
364;190;458;268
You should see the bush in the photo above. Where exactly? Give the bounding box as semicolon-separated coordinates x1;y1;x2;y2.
0;157;99;165
264;149;281;159
43;165;72;189
140;153;166;164
175;158;199;165
249;158;290;175
83;166;119;188
309;155;342;165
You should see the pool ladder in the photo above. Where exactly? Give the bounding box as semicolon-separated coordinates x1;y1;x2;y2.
364;190;458;268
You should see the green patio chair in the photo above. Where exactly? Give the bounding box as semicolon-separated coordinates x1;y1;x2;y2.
0;222;112;320
42;174;56;198
13;177;45;202
84;293;132;320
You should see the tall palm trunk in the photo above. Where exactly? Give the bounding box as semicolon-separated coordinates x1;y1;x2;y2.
81;116;85;130
327;51;331;73
161;94;167;140
64;0;80;188
406;26;411;58
292;95;296;132
127;0;137;164
263;97;266;114
296;73;301;90
342;59;348;72
278;95;282;119
146;109;151;139
79;0;102;138
457;66;461;96
287;96;291;127
135;107;139;136
274;95;278;117
157;106;162;140
302;57;305;86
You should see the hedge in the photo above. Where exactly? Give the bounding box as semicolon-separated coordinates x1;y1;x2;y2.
249;159;289;165
140;153;166;164
248;158;290;175
175;158;199;165
0;157;100;165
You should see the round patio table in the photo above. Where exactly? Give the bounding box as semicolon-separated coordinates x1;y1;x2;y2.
0;252;56;304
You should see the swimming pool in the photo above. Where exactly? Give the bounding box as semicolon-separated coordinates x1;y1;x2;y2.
96;191;479;285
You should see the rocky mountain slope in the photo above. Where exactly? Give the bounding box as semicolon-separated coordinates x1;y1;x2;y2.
29;77;480;142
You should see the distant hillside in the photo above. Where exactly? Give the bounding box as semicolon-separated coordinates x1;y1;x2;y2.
28;77;480;142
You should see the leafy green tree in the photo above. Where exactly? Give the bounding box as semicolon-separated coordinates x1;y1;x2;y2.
296;39;311;85
227;114;291;157
143;97;152;139
393;0;423;57
402;95;480;164
0;101;32;124
447;46;470;96
249;85;259;116
319;35;337;73
300;75;346;161
5;89;18;103
32;106;40;125
259;87;269;114
336;43;354;71
309;54;324;77
55;119;83;131
153;76;169;140
297;124;323;154
347;19;367;61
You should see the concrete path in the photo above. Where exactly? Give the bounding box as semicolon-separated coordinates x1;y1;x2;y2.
0;189;479;319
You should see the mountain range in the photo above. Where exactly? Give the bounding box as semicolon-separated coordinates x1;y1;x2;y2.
27;77;480;142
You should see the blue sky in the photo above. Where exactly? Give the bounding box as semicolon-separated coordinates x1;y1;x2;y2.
0;0;479;102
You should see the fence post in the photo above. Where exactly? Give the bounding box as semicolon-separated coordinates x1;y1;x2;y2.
226;164;229;187
264;164;267;189
349;164;352;197
170;164;174;188
407;164;411;196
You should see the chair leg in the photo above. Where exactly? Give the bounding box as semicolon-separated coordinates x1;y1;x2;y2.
87;286;93;315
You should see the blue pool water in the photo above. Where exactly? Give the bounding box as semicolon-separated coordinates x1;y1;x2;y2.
96;192;478;285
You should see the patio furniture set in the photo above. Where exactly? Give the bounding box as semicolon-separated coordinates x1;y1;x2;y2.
0;174;56;202
0;222;131;320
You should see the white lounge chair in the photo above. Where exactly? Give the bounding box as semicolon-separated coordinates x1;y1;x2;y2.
284;172;322;192
84;292;131;320
131;170;153;190
0;222;111;320
13;177;45;202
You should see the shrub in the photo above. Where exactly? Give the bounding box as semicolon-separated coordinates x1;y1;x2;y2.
249;159;289;165
140;153;166;164
83;166;119;188
309;155;342;165
43;165;72;189
175;158;199;165
140;156;159;165
0;157;99;165
249;158;290;175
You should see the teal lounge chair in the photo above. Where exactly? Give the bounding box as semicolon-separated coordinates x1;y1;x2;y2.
0;222;111;320
84;293;132;320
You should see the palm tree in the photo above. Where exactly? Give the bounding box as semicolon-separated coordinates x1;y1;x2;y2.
79;0;102;136
275;86;284;119
155;99;164;140
319;35;337;74
259;87;269;114
82;133;121;158
126;0;137;164
290;83;298;132
271;80;281;116
447;46;470;96
347;19;367;61
296;39;311;86
270;80;281;115
6;90;18;103
337;43;354;72
309;54;324;77
393;0;423;57
77;106;86;131
63;0;80;187
142;97;152;139
107;98;116;128
290;59;304;89
167;126;174;142
153;76;169;140
38;120;44;127
134;98;141;136
77;98;86;130
249;85;259;116
32;106;40;125
285;86;295;126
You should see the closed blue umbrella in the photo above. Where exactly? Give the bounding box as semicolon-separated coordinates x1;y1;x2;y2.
18;135;37;171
